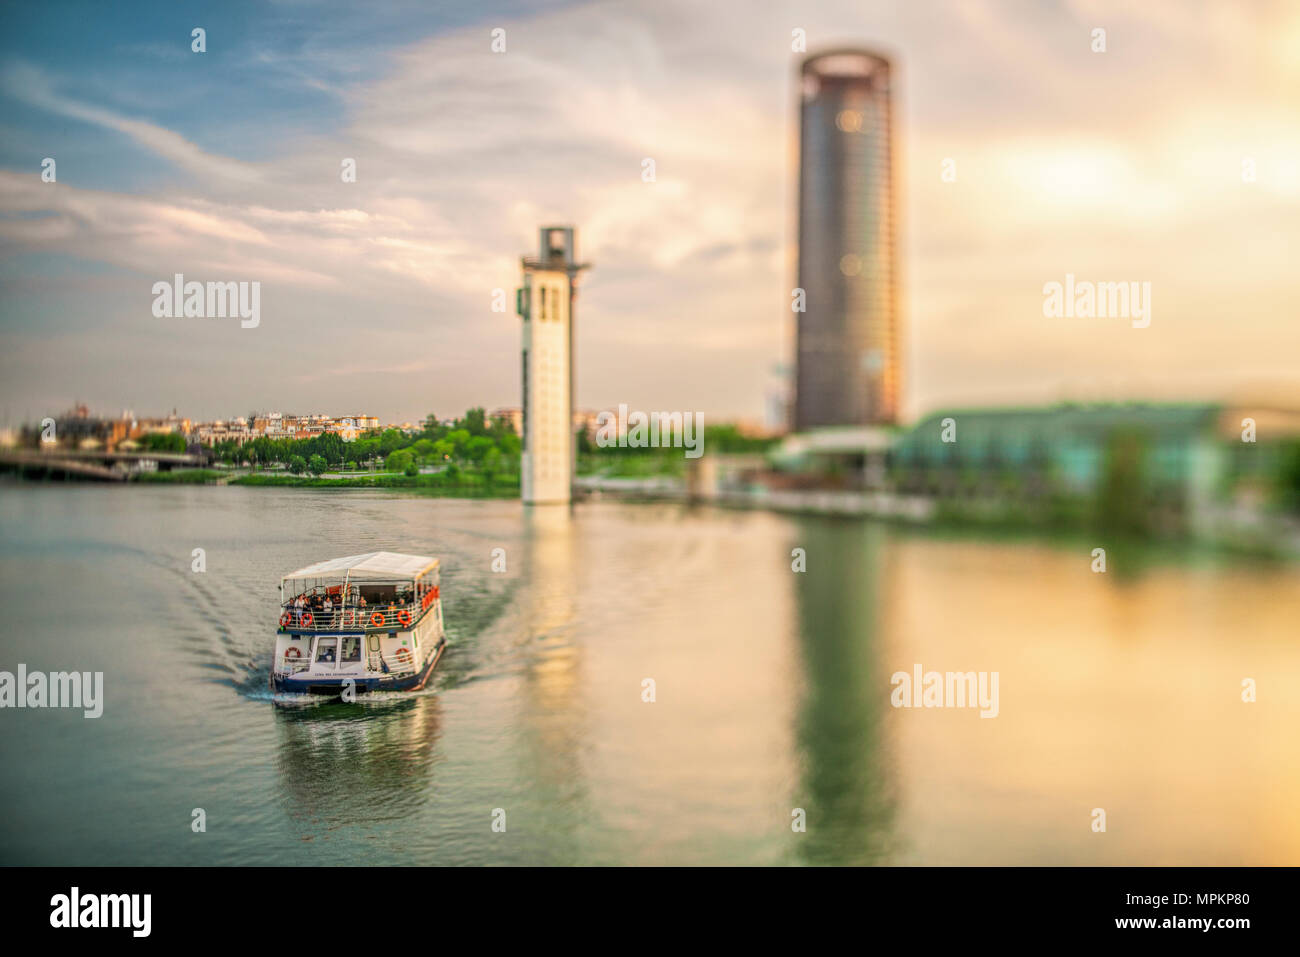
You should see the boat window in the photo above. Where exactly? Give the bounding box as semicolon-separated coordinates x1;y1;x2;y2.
315;638;337;664
341;636;361;663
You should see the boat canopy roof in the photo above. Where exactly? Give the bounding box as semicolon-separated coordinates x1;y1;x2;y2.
282;551;438;583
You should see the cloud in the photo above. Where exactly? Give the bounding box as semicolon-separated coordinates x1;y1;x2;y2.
3;62;267;186
1;0;1298;424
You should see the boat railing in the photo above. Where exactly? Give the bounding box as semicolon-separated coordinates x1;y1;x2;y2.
275;651;312;676
276;648;418;678
277;602;431;632
377;651;419;677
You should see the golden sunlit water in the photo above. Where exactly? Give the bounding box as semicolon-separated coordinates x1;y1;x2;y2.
1;485;1296;864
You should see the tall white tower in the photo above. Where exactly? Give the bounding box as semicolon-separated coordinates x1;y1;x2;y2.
517;226;589;504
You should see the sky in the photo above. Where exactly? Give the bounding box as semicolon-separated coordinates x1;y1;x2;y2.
1;0;1298;426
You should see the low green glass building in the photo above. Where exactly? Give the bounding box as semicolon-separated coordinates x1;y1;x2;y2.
772;400;1300;536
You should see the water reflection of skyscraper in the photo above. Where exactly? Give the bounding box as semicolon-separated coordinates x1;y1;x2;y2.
790;518;898;864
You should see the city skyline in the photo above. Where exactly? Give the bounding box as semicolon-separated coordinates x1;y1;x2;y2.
2;0;1299;427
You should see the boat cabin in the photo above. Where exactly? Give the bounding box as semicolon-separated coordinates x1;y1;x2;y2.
278;551;440;632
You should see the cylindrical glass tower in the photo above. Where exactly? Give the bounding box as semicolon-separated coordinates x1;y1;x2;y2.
794;49;898;430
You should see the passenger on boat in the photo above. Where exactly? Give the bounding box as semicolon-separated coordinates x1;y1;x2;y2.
323;595;334;627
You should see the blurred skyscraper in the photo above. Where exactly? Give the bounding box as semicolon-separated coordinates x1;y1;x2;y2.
793;50;899;431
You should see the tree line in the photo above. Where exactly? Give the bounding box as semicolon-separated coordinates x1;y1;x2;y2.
209;408;521;479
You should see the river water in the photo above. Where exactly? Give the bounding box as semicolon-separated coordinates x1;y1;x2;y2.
1;484;1297;865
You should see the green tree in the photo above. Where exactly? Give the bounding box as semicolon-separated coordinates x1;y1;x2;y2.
143;432;187;454
288;455;307;475
702;424;778;454
461;407;488;436
308;454;327;476
385;449;414;474
313;432;346;465
1278;439;1300;513
481;446;502;484
447;429;471;460
489;412;517;440
466;435;494;464
353;437;380;468
412;438;436;463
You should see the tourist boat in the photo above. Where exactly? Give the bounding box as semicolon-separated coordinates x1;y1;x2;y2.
270;551;447;696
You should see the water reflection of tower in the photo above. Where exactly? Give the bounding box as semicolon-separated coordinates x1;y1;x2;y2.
790;518;897;864
793;50;899;430
513;507;589;858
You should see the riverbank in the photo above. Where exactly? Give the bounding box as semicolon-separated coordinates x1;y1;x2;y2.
132;469;226;484
236;471;519;495
122;467;521;496
18;465;1299;559
576;475;1300;561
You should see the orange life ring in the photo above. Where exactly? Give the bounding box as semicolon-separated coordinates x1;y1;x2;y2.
397;609;412;627
284;646;302;659
370;612;385;627
301;612;314;627
279;611;291;628
395;647;413;666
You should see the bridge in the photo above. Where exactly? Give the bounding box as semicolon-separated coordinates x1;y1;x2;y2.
0;449;206;482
